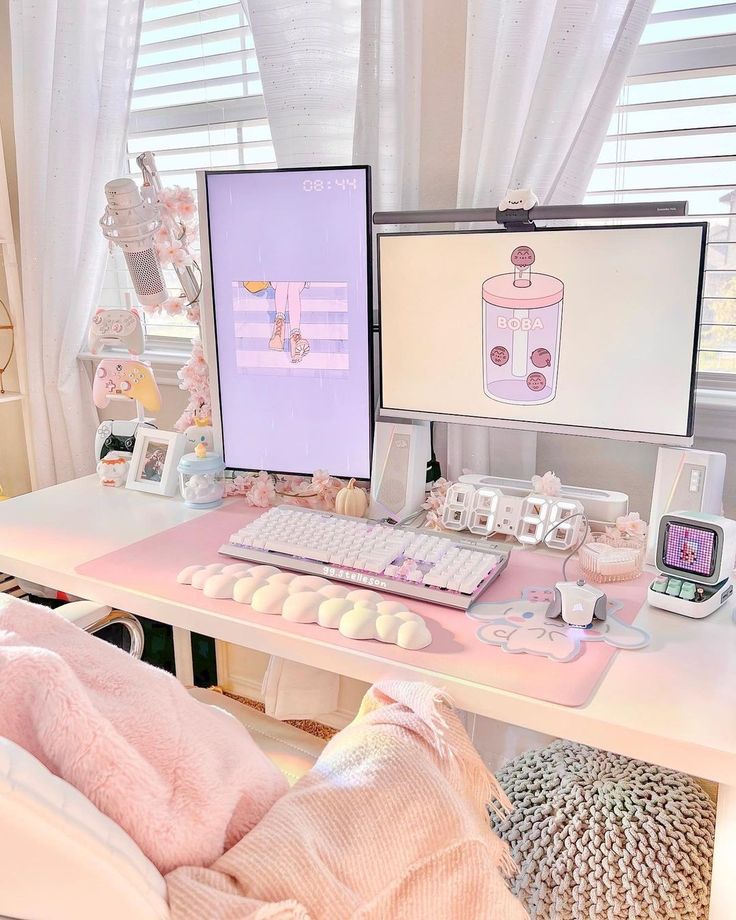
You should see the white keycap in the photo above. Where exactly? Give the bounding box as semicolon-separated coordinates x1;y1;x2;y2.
266;540;331;562
459;573;486;593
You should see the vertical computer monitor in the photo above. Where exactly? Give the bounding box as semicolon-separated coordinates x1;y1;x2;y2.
199;166;373;477
378;223;706;445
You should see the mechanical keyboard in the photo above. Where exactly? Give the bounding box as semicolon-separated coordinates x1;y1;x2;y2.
220;505;511;609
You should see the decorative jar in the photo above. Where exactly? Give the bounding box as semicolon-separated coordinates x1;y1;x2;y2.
178;451;226;509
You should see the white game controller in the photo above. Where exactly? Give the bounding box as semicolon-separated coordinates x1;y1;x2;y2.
88;308;145;355
546;579;607;628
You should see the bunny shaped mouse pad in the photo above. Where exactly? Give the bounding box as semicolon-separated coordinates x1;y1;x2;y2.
467;586;649;664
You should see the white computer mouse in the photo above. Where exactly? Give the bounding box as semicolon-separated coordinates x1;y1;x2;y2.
289;575;331;594
247;564;283;581
318;597;354;629
220;563;254;577
375;614;401;644
191;564;224;589
177;564;204;585
339;607;379;640
346;589;384;606
203;573;241;599
397;619;431;650
376;600;408;617
282;591;322;624
318;584;351;599
267;571;298;586
251;583;290;615
232;576;262;605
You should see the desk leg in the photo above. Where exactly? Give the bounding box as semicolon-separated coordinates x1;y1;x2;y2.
172;626;194;686
214;640;228;688
710;783;736;919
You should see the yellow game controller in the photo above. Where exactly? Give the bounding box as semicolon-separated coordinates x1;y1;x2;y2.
93;358;162;412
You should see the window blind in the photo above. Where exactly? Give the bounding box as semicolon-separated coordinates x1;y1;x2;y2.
99;0;276;340
585;0;736;375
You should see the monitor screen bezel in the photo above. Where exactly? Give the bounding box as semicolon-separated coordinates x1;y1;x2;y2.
376;222;707;446
197;164;375;479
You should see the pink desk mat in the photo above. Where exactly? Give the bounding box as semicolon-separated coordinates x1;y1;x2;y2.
76;502;651;708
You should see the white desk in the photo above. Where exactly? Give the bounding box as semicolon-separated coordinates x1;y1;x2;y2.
1;476;735;918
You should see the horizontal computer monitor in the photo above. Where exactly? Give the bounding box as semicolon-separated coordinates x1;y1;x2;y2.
377;223;706;445
199;166;373;477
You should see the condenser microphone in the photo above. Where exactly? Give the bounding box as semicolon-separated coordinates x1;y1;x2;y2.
99;177;168;306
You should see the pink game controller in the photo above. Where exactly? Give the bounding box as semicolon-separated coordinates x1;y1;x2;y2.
88;308;144;355
93;359;161;412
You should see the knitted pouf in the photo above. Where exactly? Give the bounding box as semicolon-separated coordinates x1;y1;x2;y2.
490;740;715;920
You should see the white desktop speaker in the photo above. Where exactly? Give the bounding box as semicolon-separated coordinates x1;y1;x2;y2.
646;447;727;566
369;421;431;521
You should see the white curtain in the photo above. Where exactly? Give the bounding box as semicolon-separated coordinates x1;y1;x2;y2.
352;0;424;212
245;0;652;759
246;0;424;213
244;0;362;168
448;0;654;480
10;0;144;488
458;0;652;208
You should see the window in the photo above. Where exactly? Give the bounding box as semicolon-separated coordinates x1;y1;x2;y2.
99;0;276;342
585;0;736;379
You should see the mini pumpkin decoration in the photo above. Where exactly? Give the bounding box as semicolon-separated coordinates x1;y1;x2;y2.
335;478;368;518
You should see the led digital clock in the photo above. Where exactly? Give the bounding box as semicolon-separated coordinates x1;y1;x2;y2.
302;177;358;192
441;481;585;551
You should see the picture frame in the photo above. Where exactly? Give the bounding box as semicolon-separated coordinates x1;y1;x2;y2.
126;429;186;497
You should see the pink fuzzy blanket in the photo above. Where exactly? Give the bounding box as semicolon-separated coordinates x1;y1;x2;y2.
167;681;528;920
0;595;288;873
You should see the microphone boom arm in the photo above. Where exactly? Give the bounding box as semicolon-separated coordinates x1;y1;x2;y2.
136;151;201;306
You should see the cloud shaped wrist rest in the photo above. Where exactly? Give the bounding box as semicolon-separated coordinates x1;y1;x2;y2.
176;563;432;650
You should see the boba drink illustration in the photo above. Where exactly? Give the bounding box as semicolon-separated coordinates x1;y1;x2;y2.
482;246;563;405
